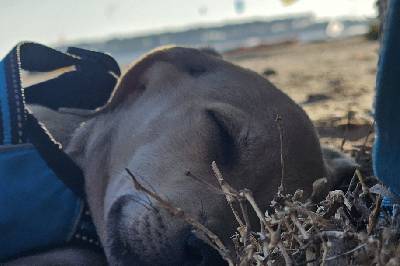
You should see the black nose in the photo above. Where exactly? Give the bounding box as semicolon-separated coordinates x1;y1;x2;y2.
184;233;228;266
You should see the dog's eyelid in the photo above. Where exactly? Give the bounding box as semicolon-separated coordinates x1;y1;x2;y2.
206;109;238;165
138;83;146;92
187;65;207;77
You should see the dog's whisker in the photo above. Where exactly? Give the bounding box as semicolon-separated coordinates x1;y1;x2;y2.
122;169;156;208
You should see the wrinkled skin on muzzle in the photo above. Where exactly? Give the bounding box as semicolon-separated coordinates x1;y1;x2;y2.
66;47;326;265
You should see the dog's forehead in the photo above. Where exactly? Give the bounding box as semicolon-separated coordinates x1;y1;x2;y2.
128;46;221;81
104;46;223;111
103;46;270;118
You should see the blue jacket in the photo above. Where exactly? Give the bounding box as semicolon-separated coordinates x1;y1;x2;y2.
0;42;119;261
373;0;400;197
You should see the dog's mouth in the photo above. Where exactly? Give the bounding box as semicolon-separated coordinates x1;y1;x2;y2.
104;180;228;266
104;194;151;265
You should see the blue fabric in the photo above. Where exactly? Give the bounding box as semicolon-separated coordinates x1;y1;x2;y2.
0;42;106;261
0;44;84;260
0;145;82;260
373;0;400;196
0;60;12;144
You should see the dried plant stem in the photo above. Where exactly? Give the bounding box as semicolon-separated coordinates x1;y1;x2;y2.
324;243;367;262
355;169;375;202
346;170;358;195
185;170;228;196
355;120;375;161
355;169;369;194
211;161;244;228
278;242;294;266
241;189;273;234
340;110;352;151
318;231;358;239
321;240;329;265
290;214;309;240
276;114;285;193
239;199;252;241
368;194;382;235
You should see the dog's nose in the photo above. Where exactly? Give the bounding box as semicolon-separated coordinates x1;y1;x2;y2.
184;233;228;266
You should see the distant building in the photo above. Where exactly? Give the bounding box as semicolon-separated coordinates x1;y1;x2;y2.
63;14;371;65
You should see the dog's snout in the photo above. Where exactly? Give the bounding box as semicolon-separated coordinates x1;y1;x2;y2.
183;233;228;266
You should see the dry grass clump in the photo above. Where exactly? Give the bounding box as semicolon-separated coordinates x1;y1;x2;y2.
210;162;400;266
126;134;400;266
211;167;398;266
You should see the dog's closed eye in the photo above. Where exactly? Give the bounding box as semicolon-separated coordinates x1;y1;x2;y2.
187;65;207;77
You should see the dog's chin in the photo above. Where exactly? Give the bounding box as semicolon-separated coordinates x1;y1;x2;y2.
107;245;146;266
104;227;186;266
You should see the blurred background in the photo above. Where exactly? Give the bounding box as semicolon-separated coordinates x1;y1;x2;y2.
1;0;375;63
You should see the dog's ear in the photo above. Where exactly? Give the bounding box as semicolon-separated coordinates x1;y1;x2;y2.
199;47;222;58
101;48;168;111
322;146;358;188
102;46;220;112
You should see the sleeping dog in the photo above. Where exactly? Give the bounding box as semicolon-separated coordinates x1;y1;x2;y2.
6;46;356;265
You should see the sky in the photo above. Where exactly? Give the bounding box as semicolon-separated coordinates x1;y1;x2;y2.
0;0;376;56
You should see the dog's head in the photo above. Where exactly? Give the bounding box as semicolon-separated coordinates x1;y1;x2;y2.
66;47;326;265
